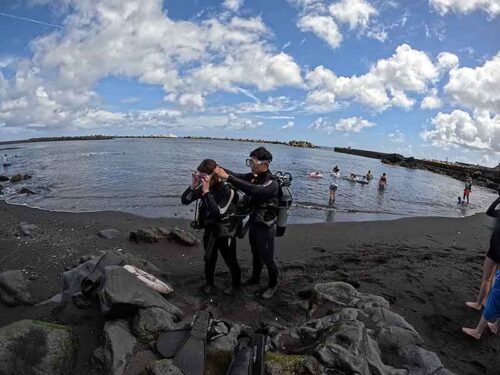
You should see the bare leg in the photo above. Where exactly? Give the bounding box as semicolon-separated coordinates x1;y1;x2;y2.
466;257;497;310
487;319;499;334
462;315;489;339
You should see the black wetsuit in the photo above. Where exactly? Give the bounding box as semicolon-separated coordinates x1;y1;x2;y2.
181;183;241;287
486;198;500;264
227;170;280;288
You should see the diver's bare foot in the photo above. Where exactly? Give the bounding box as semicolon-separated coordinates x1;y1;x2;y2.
462;327;481;339
487;322;498;335
465;301;482;310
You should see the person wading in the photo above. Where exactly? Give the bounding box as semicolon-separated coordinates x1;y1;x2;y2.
214;147;280;300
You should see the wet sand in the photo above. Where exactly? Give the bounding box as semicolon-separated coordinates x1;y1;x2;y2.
0;201;498;374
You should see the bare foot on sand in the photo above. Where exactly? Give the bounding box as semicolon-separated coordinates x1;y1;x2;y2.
465;302;482;310
462;327;481;339
487;322;498;335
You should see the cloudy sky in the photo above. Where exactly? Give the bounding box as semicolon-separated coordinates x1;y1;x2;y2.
0;0;499;165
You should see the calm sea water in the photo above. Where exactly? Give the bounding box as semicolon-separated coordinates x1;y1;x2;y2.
1;138;496;223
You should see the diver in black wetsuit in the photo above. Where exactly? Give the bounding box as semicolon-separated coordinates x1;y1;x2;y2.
214;147;280;300
181;159;241;296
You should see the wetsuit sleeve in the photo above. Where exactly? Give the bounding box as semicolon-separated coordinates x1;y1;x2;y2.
181;186;202;205
486;199;500;218
225;169;254;181
201;184;234;220
227;175;279;197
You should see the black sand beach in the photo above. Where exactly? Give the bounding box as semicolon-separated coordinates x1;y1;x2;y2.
0;201;498;374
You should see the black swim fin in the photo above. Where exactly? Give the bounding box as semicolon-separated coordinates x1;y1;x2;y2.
226;334;266;375
156;328;190;359
173;311;211;375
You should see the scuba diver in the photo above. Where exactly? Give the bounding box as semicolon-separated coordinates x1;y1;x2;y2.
181;159;241;296
214;147;281;300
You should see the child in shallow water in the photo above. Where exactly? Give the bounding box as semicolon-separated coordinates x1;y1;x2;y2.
462;269;500;339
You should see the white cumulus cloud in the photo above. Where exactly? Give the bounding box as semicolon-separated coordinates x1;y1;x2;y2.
223;0;244;12
297;15;343;49
422;109;500;151
430;0;500;18
421;88;443;109
306;44;446;111
282;120;295;129
335;116;375;132
329;0;377;30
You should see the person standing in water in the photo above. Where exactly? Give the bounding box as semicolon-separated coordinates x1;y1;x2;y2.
463;177;472;204
366;170;373;181
329;166;340;205
378;173;387;190
3;154;8;165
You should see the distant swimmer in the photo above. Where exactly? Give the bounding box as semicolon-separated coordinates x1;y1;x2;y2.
349;173;358;181
2;154;10;167
463;177;472;204
309;171;323;179
378;173;387;190
329;166;340;205
366;170;373;181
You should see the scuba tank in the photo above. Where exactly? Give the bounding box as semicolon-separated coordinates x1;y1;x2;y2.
274;171;293;237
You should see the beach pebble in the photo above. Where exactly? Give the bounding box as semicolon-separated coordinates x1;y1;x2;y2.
14;222;38;237
98;228;121;239
168;226;199;246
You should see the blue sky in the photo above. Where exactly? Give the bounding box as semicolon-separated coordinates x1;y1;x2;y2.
0;0;499;165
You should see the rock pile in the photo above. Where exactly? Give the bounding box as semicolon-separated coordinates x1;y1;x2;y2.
129;226;199;246
0;251;456;375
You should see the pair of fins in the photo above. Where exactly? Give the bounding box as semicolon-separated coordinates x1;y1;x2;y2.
156;311;265;375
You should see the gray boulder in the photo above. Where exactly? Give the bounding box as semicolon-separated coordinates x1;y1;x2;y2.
207;321;241;353
98;266;182;320
397;346;447;375
102;320;136;375
362;307;417;332
14;222;38;236
62;258;98;295
0;320;75;375
98;229;122;239
0;270;34;306
376;326;423;354
0;175;9;182
19;187;36;195
168;227;199;246
129;229;160;243
132;307;176;341
147;359;183;375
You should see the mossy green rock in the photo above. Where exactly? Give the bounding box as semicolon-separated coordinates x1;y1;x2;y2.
0;319;75;375
265;352;307;374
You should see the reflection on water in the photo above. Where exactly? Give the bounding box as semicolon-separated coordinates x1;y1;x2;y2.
0;138;496;223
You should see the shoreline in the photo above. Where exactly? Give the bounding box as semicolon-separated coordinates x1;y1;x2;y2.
0;201;499;374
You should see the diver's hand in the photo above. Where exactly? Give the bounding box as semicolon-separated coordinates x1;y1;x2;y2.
214;166;229;180
201;175;211;194
191;172;199;189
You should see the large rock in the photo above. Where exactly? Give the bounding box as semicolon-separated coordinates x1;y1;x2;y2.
0;175;9;182
147;359;183;375
0;320;75;375
265;353;324;375
129;229;160;243
98;229;122;239
311;281;390;310
14;222;38;236
168;227;199;246
102;320;136;375
132;307;176;342
98;266;182;320
397;346;448;375
0;270;34;306
62;258;99;295
207;321;241;353
19;187;36;195
10;174;23;183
